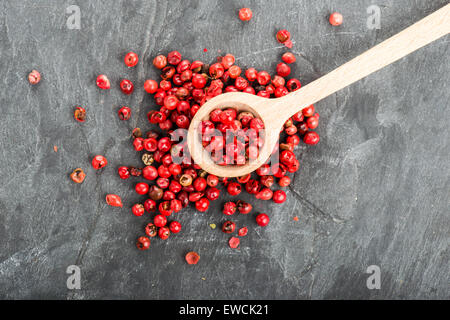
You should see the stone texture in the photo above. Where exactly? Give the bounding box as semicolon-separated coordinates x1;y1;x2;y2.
0;0;448;299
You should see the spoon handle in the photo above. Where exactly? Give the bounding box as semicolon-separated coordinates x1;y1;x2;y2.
276;3;450;120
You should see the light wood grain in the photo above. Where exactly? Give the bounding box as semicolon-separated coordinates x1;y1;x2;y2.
187;3;450;177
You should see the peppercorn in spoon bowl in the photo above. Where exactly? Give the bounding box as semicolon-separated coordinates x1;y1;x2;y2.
187;4;450;177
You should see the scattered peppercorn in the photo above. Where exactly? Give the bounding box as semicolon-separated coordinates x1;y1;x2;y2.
136;236;150;250
222;221;236;234
92;48;323;254
238;227;248;237
185;251;200;265
70;168;86;184
120;79;134;95
329;12;343;26
239;8;252;21
256;213;270;227
132;204;145;217
124;52;139;67
106;194;123;207
92;155;108;170
74;106;86;122
229;237;240;249
118;106;131;120
96;74;110;89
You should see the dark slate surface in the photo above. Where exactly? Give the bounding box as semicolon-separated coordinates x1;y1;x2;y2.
0;0;448;300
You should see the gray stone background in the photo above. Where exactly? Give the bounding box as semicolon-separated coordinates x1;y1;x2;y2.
0;0;448;299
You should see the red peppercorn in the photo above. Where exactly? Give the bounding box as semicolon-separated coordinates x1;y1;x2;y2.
170;199;182;213
169;163;182;176
276;29;291;43
256;213;270;227
227;182;242;196
118;106;131;120
206;174;219;187
144;223;157;238
92;155;107;170
236;174;251;184
120;79;134;95
276;62;291;77
237;200;252;214
158;201;172;216
132;204;145;217
209;63;225;79
256;164;271;176
141;166;157;181
158;137;172;152
129;167;142;177
153;55;167;69
245;179;261;194
28;70;41;85
205;187;220;201
272;75;285;88
167;51;182;65
282;52;296;64
287;78;301;91
238;227;248;237
136;236;150;250
280;150;296;166
273;190;287;204
163;190;175;200
229;237;240;249
158;226;170;240
235;76;248;90
96;74;110;89
154;214;167;227
256;71;271;85
195;198;210;212
238;8;252;21
260;175;275;188
329;12;343;26
135;182;149;195
73;106;86;122
124;52;139;67
189;192;203;202
222;221;236;234
159;79;172;91
286;135;300;146
221;54;235;69
185;251;200;265
157;166;171;179
229;65;242;79
303;131;320;145
164;95;179;110
106;194;123;207
275;86;289;97
279;176;291;187
255;188;273;200
192;73;206;89
297;121;309;135
144;79;158;93
169;221;182;234
144;199;156;213
302;104;315;117
132;138;144;152
245;68;258;81
223;202;237;216
70;168;86;184
161;66;176;80
193;177;207;192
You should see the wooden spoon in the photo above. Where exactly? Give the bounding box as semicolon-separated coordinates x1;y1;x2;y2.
187;4;450;177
